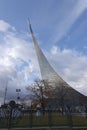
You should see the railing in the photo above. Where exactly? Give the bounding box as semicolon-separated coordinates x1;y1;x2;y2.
0;107;87;129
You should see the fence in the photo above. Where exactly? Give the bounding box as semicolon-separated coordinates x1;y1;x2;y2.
0;106;87;129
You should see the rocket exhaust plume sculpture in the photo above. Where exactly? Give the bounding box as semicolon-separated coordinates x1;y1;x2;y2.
28;19;67;85
28;19;87;106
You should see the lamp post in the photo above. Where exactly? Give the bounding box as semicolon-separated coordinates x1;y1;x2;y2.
16;89;21;104
4;81;8;105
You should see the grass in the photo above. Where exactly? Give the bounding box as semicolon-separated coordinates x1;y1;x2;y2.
0;112;87;128
72;115;87;126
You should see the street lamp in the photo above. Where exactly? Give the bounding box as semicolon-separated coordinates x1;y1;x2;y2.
4;81;8;105
16;89;21;104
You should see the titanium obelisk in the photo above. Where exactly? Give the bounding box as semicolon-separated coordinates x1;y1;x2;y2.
28;20;70;87
28;20;87;106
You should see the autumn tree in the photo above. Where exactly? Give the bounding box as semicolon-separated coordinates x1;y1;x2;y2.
54;83;67;114
26;79;54;110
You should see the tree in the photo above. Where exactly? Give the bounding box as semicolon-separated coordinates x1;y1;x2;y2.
54;82;81;114
26;79;80;114
26;79;54;110
54;83;67;114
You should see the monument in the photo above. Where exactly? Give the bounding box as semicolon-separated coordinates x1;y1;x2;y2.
28;20;87;107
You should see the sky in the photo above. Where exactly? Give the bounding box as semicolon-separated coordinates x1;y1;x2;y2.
0;0;87;104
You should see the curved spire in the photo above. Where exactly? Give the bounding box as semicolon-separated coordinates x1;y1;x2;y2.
28;20;87;105
28;19;67;85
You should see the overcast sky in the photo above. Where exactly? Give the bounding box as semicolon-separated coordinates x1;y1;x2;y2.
0;0;87;104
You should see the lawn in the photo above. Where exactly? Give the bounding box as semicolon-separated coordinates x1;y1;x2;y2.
0;112;87;128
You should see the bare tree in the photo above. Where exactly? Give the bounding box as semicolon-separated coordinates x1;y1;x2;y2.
26;79;54;110
54;83;67;114
54;82;81;114
26;79;80;113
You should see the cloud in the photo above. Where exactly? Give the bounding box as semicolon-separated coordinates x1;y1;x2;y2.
52;0;87;43
51;46;58;55
0;19;87;105
0;20;15;32
0;20;40;104
46;45;87;96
